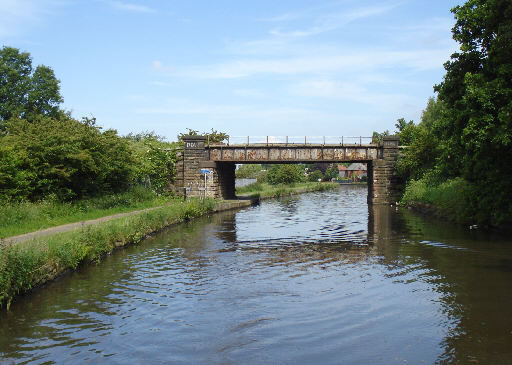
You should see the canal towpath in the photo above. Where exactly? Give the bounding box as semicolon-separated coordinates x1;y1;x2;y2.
0;199;255;245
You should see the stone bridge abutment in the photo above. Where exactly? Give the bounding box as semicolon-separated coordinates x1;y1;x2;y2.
172;135;400;205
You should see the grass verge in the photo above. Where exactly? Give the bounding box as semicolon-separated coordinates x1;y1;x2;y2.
0;198;215;310
236;181;338;199
400;177;476;224
0;187;174;239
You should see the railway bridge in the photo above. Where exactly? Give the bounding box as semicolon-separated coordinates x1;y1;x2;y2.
172;135;401;205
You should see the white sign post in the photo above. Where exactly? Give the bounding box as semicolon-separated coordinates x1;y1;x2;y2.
200;169;211;199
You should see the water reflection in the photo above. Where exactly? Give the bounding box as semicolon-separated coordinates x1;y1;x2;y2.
1;186;512;364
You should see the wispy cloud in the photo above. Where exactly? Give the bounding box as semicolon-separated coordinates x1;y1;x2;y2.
268;4;397;38
290;80;417;111
110;1;155;13
154;48;454;80
0;0;60;38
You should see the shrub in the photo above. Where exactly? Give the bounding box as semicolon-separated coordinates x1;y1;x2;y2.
266;164;306;185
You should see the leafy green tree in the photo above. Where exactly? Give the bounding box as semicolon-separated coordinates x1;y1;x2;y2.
395;118;416;145
372;130;390;144
235;164;263;179
433;0;512;225
26;65;62;118
0;47;62;129
324;165;339;180
395;98;442;185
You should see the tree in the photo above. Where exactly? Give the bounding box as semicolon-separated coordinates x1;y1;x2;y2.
266;164;306;185
235;164;263;179
433;0;512;225
372;130;390;144
395;98;442;185
0;46;63;129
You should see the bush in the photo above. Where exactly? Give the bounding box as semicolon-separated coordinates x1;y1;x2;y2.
266;164;306;185
0;115;134;201
308;170;323;182
125;132;178;193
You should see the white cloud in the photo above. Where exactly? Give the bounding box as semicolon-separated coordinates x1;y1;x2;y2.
155;48;454;80
110;1;155;13
290;80;417;111
268;4;397;38
149;80;172;86
233;89;266;98
152;60;164;70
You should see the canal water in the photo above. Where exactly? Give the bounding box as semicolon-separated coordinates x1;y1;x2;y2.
1;186;512;364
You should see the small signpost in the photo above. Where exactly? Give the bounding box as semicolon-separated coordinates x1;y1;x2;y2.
200;169;212;198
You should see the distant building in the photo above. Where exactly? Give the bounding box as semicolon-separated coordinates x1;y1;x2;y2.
337;164;348;178
339;163;367;181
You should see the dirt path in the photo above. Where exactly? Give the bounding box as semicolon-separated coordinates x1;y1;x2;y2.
0;205;166;245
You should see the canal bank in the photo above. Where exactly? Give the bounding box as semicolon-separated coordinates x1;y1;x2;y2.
0;182;337;310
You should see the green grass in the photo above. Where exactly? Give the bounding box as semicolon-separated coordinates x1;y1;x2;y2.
400;177;476;224
236;181;338;199
0;187;175;239
0;198;216;310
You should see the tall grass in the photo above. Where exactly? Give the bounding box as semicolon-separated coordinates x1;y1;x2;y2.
0;198;216;310
236;181;337;199
401;178;476;224
0;187;173;239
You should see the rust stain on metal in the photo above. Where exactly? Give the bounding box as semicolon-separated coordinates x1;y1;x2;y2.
205;144;379;162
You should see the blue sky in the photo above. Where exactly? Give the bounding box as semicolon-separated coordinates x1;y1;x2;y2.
1;0;462;141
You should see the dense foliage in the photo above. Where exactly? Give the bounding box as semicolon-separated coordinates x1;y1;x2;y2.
390;0;512;227
235;164;264;179
266;164;306;185
0;115;134;200
125;132;178;193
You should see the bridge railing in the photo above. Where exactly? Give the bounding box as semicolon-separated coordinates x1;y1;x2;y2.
207;136;375;146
